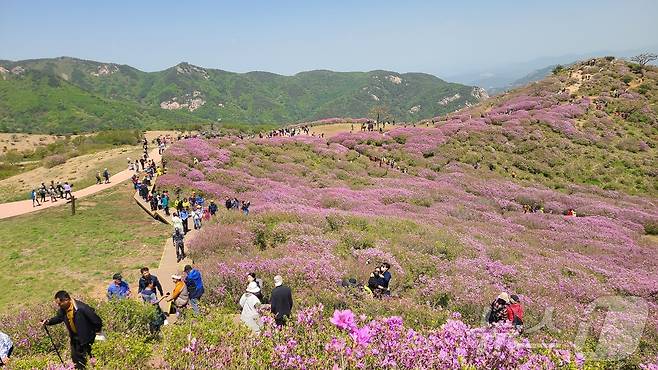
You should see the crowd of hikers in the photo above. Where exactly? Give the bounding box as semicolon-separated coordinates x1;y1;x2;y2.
104;264;206;320
359;120;390;132
27;134;172;209
0;273;297;368
30;181;73;207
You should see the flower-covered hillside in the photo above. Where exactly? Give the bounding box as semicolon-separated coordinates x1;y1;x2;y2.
333;57;657;196
159;123;658;365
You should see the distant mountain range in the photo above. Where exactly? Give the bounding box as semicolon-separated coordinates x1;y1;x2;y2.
0;57;487;133
448;46;658;93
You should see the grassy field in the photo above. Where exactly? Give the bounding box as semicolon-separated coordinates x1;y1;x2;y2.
0;146;142;203
0;181;168;312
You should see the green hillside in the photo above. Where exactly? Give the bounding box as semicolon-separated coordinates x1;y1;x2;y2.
0;68;203;133
398;57;658;196
0;57;486;132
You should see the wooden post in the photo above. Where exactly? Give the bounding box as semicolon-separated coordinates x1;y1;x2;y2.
71;195;76;215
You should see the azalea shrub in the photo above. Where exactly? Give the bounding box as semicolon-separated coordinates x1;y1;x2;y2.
159;306;586;369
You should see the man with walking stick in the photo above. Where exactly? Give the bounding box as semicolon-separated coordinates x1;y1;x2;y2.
40;291;103;369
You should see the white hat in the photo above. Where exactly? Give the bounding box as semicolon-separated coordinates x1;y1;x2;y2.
171;274;182;280
497;292;511;303
246;281;260;293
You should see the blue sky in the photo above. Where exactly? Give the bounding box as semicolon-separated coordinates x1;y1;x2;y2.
1;0;657;77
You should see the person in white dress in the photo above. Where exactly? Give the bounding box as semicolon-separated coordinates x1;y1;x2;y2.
239;282;263;333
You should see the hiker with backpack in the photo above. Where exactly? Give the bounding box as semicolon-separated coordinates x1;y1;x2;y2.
39;184;47;203
102;168;110;184
40;291;103;369
173;229;186;262
506;294;524;333
184;265;204;315
56;182;64;198
193;205;203;230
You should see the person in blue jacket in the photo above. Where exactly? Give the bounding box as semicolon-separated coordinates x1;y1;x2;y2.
184;265;204;314
107;273;131;300
179;208;190;234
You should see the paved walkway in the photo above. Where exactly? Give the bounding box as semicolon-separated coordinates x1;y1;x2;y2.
0;148;162;220
133;193;195;305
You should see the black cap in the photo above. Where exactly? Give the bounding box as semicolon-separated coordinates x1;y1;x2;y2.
510;294;520;303
184;265;192;272
112;273;122;280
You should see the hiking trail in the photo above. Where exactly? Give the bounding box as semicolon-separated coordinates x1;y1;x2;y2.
0;148;163;220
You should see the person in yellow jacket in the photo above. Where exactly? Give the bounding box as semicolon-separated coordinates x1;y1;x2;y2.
167;275;189;317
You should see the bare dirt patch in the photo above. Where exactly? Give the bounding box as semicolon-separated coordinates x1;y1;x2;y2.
308;123;395;138
0;146;142;202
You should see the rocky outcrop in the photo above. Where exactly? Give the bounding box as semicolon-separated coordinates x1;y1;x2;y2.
385;75;402;84
471;87;489;100
438;93;461;106
175;63;209;80
10;66;25;75
91;64;119;77
409;105;421;114
160;90;206;112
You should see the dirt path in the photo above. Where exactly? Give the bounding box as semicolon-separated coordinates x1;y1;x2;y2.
0;145;142;203
308;122;395;138
0;147;162;220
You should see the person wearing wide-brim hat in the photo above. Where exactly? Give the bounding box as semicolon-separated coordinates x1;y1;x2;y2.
487;292;511;325
167;275;189;316
239;282;263;333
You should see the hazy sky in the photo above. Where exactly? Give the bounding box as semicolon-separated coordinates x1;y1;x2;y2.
2;0;657;77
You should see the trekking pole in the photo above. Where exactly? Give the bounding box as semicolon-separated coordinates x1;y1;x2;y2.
43;324;65;364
